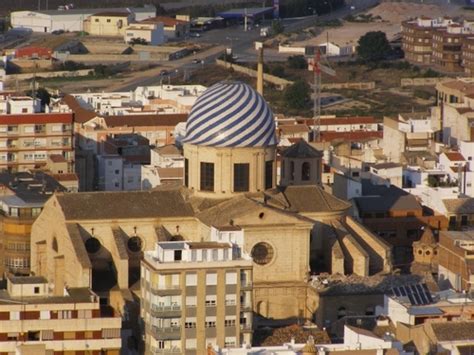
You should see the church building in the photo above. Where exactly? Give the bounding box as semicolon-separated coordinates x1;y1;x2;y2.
30;81;391;353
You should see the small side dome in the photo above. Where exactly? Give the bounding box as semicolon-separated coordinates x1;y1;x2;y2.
183;81;277;148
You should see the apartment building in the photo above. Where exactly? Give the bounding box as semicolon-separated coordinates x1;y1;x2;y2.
141;238;253;354
0;95;74;173
432;24;467;72
383;112;435;164
0;274;122;355
402;17;474;73
438;230;474;291
402;17;452;65
0;171;67;276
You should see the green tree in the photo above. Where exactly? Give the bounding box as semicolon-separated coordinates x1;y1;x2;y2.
284;80;310;109
287;55;307;69
27;87;51;107
356;31;391;62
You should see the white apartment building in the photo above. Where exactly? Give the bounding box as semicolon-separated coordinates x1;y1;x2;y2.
141;238;253;354
72;85;206;116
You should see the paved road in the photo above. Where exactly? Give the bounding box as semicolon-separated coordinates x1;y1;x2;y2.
112;0;379;91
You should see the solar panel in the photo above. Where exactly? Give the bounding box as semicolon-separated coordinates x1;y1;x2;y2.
392;283;434;306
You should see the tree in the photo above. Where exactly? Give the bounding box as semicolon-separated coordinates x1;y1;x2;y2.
287;55;307;69
356;31;392;62
284;80;310;109
26;87;51;107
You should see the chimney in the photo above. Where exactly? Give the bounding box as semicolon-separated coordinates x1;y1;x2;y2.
256;42;264;96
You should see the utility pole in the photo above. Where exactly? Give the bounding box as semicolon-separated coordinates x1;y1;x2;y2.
311;49;321;142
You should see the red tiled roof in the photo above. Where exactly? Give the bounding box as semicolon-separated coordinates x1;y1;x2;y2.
140;16;189;26
15;46;53;59
279;124;309;134
62;95;97;123
0;113;72;124
52;173;78;181
445;152;465;161
103;114;187;127
320;131;383;142
319;116;376;125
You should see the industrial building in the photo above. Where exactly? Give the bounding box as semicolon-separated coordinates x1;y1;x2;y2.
10;5;156;33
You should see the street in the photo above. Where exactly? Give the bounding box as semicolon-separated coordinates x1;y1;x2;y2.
112;0;379;92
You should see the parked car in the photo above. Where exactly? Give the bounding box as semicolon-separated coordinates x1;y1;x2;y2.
189;32;201;38
51;30;65;35
159;69;169;76
192;58;203;64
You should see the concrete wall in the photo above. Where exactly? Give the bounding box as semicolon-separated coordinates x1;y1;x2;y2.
321;82;375;90
215;59;292;89
401;77;450;87
5;69;93;81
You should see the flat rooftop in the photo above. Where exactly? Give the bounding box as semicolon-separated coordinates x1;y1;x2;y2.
0;287;96;305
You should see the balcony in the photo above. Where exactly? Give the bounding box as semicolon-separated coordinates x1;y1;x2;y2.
150;304;181;318
240;303;252;312
150;347;181;354
240;323;253;333
150;286;181;297
241;281;252;291
151;326;181;341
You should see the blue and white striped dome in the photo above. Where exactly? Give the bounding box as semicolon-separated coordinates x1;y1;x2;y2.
183;81;277;147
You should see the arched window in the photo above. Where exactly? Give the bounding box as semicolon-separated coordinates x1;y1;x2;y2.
290;161;295;180
302;162;311;181
337;307;346;319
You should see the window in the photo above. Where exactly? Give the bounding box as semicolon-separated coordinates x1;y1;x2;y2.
32;208;42;217
107;19;111;23
212;249;218;261
251;242;274;265
302;162;311;181
233;163;249;192
225;294;236;305
225;317;236;327
200;162;214;191
205;295;216;307
290;161;295;180
449;216;456;228
185;273;197;286
265;161;273;189
225;271;237;284
10;311;20;320
185;317;196;328
115;169;120;175
9;208;18;217
206;272;217;285
41;330;53;340
95;18;99;22
174;250;182;261
462;215;468;226
185;296;197;307
184;158;189;187
225;337;237;347
34;287;40;294
205;317;216;328
186;338;197;349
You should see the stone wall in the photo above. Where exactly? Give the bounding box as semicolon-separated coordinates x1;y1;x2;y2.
344;216;392;274
215;59;292;89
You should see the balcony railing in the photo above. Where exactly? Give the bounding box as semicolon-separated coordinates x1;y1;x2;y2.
240;303;252;312
150;285;181;296
241;281;252;290
150;326;181;340
150;304;181;318
240;323;253;332
150;347;181;354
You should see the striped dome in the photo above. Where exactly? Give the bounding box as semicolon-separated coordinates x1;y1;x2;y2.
183;81;277;147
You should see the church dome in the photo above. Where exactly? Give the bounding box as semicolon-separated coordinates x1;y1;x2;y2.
183;81;277;147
